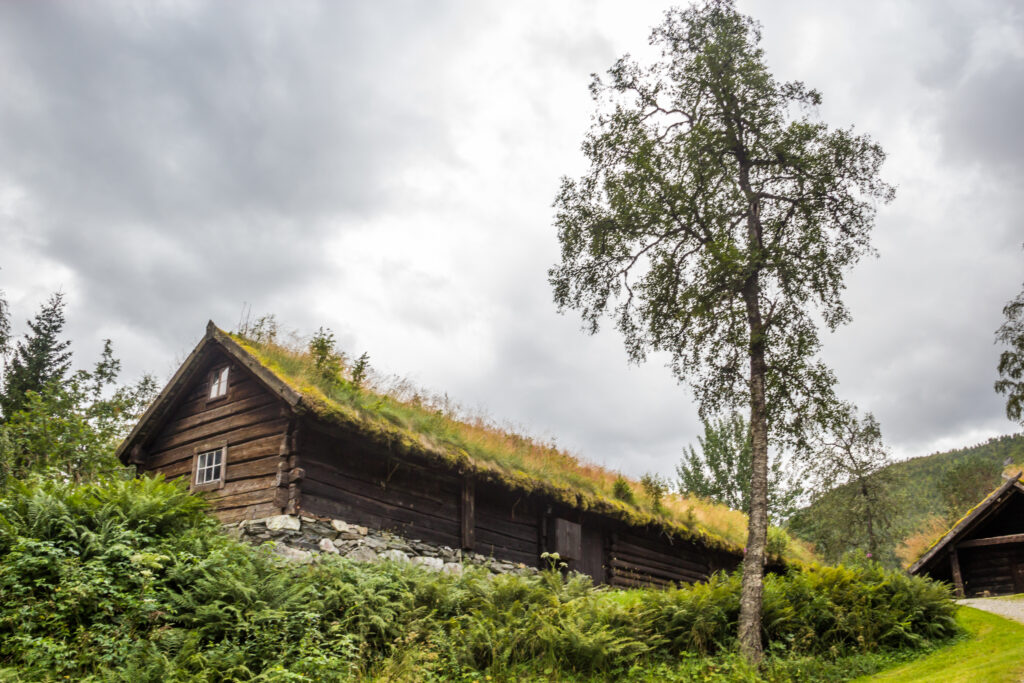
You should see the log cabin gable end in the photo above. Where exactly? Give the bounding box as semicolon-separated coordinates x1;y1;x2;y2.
117;322;303;468
117;323;304;523
910;473;1024;597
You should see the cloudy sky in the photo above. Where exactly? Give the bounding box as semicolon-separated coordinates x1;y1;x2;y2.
1;0;1021;479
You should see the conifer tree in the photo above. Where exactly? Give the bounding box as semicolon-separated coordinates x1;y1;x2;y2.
0;292;73;420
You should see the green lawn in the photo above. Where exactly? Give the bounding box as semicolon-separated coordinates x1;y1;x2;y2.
858;606;1024;682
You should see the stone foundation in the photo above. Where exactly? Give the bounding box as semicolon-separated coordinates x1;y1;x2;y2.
226;514;539;576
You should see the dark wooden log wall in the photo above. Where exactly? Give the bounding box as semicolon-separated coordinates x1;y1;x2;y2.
300;424;741;585
960;544;1024;596
299;425;463;548
472;483;543;567
140;352;290;523
607;528;715;588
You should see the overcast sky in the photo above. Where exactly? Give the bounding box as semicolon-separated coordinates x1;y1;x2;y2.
1;0;1021;479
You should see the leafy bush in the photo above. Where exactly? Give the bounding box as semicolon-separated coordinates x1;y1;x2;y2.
640;473;669;512
766;525;790;557
0;477;960;681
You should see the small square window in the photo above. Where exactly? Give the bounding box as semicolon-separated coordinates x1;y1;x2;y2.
195;448;223;486
209;366;229;399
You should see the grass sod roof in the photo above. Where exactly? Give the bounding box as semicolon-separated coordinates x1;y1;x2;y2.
222;327;813;566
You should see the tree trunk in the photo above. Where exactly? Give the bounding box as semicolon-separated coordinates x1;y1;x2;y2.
735;140;770;664
738;280;769;664
861;480;877;560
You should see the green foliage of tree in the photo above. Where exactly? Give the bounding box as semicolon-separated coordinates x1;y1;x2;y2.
0;294;156;489
790;405;900;566
996;275;1024;425
792;433;1024;567
938;460;1002;520
676;412;801;523
351;351;371;389
247;312;281;344
613;475;636;504
0;342;156;488
0;292;73;420
549;0;892;660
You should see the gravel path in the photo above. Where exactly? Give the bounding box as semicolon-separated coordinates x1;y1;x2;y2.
958;597;1024;624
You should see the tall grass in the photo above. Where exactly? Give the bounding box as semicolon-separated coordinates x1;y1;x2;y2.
233;333;814;563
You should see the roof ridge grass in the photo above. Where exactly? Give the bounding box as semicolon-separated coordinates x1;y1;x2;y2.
229;332;815;565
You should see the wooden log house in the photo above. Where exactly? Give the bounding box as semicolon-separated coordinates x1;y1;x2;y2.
117;322;757;587
909;472;1024;597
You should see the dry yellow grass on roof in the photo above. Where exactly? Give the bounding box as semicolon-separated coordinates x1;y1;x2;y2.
230;331;815;565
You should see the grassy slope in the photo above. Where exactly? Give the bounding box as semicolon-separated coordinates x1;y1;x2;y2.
233;334;815;563
790;433;1024;565
858;606;1024;682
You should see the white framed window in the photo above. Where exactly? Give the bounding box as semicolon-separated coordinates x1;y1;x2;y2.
209;366;230;399
194;448;224;487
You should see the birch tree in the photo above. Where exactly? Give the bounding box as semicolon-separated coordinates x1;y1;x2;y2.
549;0;892;661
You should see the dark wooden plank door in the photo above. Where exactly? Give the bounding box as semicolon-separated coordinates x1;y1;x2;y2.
576;524;606;584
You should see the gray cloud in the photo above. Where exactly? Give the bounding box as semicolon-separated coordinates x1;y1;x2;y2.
0;1;458;361
0;0;1021;479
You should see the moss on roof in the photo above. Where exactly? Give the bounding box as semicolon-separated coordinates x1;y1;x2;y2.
228;332;815;565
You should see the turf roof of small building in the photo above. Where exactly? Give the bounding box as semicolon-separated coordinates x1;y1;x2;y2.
909;472;1024;575
200;325;813;566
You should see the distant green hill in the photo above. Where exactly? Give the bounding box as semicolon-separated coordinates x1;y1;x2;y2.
788;433;1024;567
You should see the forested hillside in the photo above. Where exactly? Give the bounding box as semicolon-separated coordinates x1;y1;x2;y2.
789;433;1024;567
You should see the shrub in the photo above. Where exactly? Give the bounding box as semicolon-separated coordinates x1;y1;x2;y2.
612;475;636;504
766;525;789;557
0;477;961;680
640;473;669;512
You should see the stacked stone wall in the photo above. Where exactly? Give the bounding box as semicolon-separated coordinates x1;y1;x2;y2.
226;514;539;576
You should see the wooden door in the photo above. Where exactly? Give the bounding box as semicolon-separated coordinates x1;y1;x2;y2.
575;524;606;584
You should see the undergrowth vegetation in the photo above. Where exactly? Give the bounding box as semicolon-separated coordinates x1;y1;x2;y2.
0;477;958;681
231;329;813;563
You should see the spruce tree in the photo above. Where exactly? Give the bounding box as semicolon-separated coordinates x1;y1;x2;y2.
0;292;72;420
